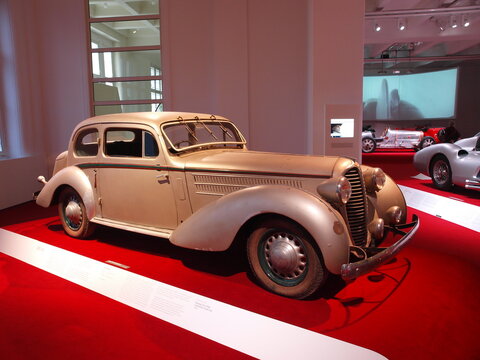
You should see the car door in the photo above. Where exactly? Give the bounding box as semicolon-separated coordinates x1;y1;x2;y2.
97;125;178;230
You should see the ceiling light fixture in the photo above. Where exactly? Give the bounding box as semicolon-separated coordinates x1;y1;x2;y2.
398;18;407;31
430;16;446;32
463;15;470;27
375;23;381;32
451;15;458;28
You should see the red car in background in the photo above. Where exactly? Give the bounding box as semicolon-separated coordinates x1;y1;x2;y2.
419;127;445;149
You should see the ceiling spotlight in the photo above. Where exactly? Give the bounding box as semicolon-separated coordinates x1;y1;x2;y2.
398;18;407;31
451;15;458;28
375;23;381;32
463;15;470;27
430;16;446;32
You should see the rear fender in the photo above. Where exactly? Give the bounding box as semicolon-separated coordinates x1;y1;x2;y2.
36;166;95;220
169;185;350;274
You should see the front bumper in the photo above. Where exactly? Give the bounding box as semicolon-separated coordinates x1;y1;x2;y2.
341;215;419;281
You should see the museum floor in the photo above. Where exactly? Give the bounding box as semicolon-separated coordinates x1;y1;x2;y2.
0;151;479;360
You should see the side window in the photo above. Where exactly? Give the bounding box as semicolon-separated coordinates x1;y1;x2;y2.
144;131;159;157
105;128;159;158
74;129;99;156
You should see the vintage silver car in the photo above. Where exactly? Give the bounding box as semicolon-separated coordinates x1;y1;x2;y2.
413;132;480;191
362;128;424;153
35;112;419;299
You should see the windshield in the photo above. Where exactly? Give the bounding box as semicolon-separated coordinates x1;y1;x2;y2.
161;119;246;152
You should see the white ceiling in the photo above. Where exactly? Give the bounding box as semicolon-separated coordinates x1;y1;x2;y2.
364;0;480;74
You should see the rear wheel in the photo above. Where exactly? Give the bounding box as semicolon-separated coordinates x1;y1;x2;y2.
58;187;95;238
247;218;326;299
362;137;376;153
420;136;435;149
430;155;453;190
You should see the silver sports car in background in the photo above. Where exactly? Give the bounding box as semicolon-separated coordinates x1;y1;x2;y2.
413;132;480;191
362;128;424;153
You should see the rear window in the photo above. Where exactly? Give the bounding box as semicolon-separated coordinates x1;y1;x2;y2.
74;129;99;157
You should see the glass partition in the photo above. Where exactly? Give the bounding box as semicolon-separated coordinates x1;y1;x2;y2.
91;50;161;78
95;103;163;116
88;0;163;115
89;0;159;18
90;20;160;48
94;80;163;102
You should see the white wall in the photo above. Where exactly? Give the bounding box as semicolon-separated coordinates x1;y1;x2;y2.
163;0;364;157
0;0;89;210
0;0;364;210
308;0;364;159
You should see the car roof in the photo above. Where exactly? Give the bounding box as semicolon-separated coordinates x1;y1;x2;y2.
74;112;230;131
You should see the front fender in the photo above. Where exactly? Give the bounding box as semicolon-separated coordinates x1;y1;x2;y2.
361;165;407;224
36;166;96;220
169;185;350;274
413;143;462;176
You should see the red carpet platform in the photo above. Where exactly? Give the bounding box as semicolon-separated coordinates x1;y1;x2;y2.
1;153;479;359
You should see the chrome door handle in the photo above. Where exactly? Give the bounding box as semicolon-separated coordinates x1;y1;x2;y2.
156;173;169;184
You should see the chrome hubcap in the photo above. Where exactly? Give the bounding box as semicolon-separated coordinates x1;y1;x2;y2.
65;200;82;229
264;233;307;280
363;139;374;151
424;139;434;147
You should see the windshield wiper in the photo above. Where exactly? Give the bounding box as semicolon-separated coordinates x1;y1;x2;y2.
178;116;198;142
196;117;218;140
216;121;234;139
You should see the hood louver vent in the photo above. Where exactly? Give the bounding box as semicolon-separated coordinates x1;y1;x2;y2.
193;174;303;195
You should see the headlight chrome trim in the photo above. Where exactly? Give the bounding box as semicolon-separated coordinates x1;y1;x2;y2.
364;167;387;193
386;205;403;225
337;176;352;204
372;168;386;191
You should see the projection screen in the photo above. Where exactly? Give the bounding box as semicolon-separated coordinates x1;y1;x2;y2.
363;68;458;121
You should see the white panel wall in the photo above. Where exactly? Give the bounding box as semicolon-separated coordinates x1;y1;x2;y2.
0;0;89;210
163;0;251;138
164;0;363;157
308;0;364;159
164;0;311;154
1;0;364;209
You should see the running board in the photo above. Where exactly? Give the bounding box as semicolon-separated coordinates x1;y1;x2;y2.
91;217;173;239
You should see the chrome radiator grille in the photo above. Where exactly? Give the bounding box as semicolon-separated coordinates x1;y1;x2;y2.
344;167;367;247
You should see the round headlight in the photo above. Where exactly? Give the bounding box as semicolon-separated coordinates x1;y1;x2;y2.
386;206;403;225
372;168;387;191
337;176;352;204
368;218;385;241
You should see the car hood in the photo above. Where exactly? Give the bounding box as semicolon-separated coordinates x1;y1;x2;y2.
176;149;354;178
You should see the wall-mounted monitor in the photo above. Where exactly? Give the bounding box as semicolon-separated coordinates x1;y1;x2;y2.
330;118;354;138
363;68;458;121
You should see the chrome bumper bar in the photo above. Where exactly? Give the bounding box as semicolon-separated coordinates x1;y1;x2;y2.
465;179;480;190
341;215;419;281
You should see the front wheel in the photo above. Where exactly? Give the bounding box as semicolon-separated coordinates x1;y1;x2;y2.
58;187;95;238
362;137;376;153
430;155;453;190
247;218;326;299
